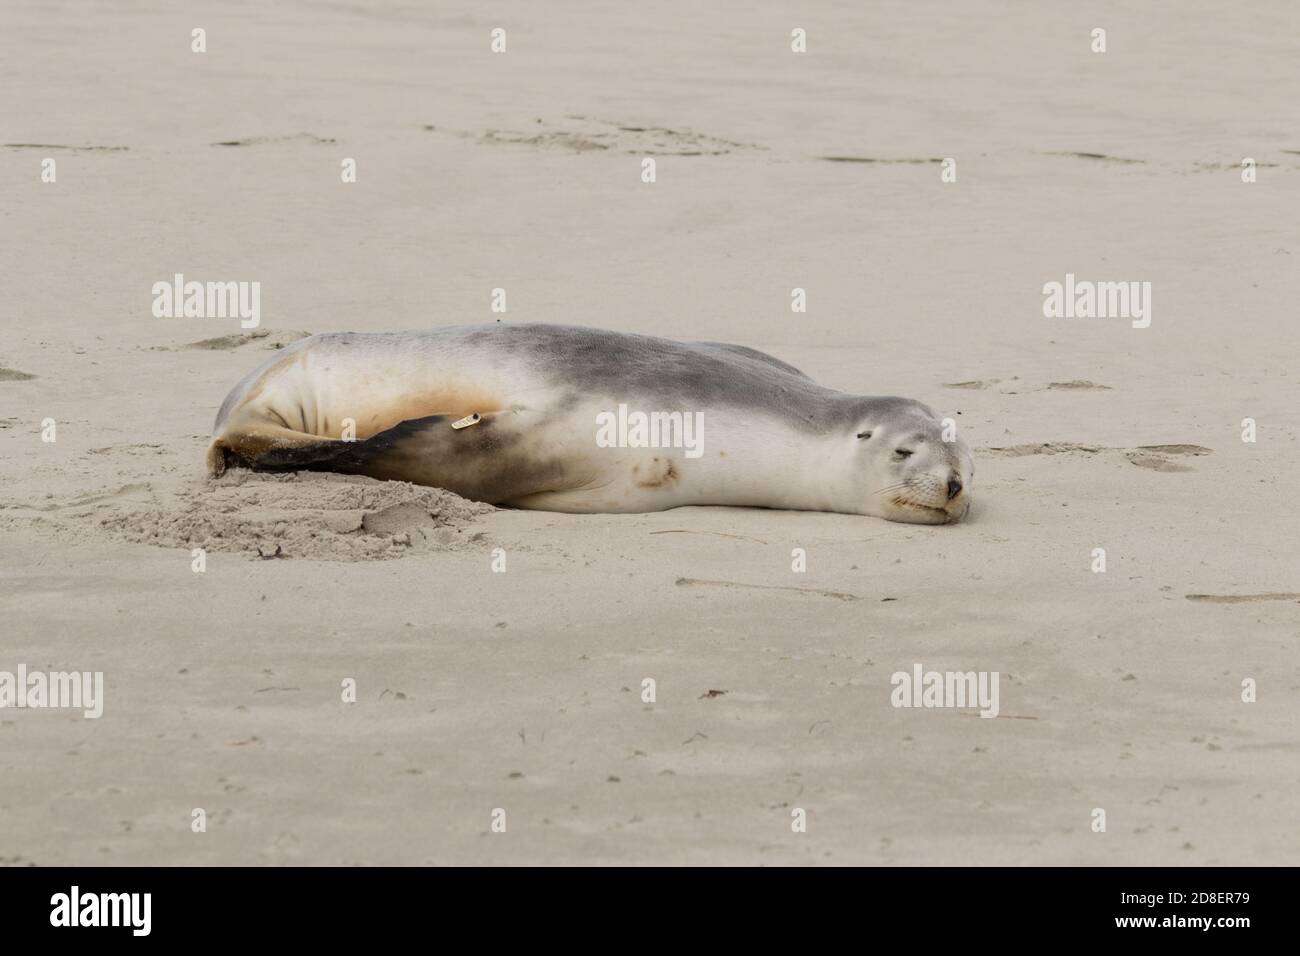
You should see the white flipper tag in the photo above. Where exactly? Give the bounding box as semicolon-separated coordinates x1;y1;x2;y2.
451;413;481;430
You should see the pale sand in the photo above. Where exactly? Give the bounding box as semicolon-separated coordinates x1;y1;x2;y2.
1;0;1298;865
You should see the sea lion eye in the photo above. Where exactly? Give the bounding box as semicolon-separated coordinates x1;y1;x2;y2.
893;448;914;459
856;431;872;439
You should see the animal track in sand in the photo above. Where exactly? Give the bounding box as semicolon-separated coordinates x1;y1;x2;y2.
1186;593;1300;604
1038;151;1290;174
675;577;859;601
2;143;127;152
982;442;1212;472
212;133;335;147
1193;161;1278;170
944;379;1005;390
150;329;312;352
649;529;768;544
1045;380;1111;390
1041;150;1145;164
429;116;760;156
819;155;943;165
942;378;1112;391
88;443;165;457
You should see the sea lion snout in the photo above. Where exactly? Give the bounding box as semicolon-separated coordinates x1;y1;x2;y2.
857;409;974;524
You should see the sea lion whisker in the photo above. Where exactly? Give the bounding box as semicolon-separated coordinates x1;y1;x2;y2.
872;481;912;496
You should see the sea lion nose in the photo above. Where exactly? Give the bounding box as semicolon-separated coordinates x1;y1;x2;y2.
947;476;963;500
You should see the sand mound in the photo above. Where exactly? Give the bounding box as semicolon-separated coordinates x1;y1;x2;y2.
18;471;494;561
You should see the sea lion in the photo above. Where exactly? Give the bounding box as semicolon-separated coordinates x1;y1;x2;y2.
207;324;973;523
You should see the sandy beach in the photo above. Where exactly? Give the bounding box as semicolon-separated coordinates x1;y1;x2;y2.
2;0;1298;865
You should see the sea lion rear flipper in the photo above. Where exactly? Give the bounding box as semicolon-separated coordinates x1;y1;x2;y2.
207;416;454;477
209;410;568;503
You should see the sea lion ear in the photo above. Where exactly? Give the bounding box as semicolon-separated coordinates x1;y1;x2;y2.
856;429;873;440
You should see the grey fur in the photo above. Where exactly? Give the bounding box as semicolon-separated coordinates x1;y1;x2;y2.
214;323;935;436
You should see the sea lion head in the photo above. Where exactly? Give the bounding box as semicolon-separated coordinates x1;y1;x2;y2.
852;399;974;524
